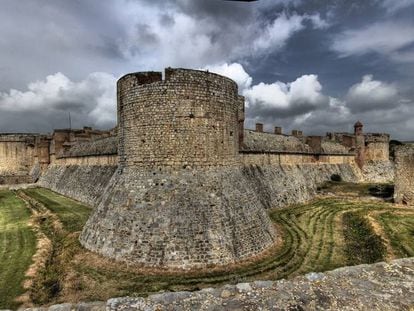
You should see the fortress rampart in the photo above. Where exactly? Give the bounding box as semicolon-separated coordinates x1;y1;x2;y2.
0;68;394;270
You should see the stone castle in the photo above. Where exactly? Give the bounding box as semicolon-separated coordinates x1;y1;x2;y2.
0;68;399;269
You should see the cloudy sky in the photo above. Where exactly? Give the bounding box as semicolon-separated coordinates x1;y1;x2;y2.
0;0;413;140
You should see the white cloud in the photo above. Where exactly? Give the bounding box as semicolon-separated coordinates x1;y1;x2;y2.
207;63;328;117
118;3;328;69
346;75;399;112
304;13;329;29
0;72;117;129
380;0;414;13
250;13;305;56
203;63;252;91
243;74;327;114
331;22;414;59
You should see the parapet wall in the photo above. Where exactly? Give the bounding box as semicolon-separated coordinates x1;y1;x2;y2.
394;145;414;205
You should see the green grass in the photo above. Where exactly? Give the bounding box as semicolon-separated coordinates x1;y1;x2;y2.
19;188;92;305
22;188;91;232
377;212;414;258
343;211;386;265
2;184;413;308
0;190;37;310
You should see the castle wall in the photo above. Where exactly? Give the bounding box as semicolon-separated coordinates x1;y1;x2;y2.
38;165;117;207
394;145;414;205
364;134;390;162
79;161;361;269
240;152;355;166
242;130;312;153
117;69;241;170
0;134;39;183
80;68;278;269
54;155;118;166
241;162;361;210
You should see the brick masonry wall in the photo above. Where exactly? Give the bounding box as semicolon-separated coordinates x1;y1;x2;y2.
394;145;414;204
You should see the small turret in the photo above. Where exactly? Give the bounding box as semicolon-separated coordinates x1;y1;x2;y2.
354;121;363;136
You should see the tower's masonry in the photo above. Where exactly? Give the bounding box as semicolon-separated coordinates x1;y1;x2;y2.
117;68;242;170
80;68;276;269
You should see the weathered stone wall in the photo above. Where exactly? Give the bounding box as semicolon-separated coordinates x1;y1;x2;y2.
38;165;117;207
394;145;414;204
53;155;118;166
0;134;37;176
362;161;394;183
242;130;311;153
241;162;361;209
240;152;355;166
364;134;390;162
80;166;277;269
117;68;241;170
59;136;117;158
321;140;349;154
0;175;34;185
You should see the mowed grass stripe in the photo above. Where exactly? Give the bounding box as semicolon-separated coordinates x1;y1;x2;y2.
0;190;37;310
22;188;91;232
16;184;414;304
377;212;414;257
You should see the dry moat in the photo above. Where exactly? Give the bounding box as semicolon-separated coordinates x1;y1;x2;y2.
1;181;413;309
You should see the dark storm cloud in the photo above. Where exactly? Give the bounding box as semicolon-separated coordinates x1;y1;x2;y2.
0;0;414;140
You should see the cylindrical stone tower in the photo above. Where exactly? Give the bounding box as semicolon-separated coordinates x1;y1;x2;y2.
80;68;276;270
117;68;241;170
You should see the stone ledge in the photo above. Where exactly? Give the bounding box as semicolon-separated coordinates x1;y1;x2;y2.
17;257;414;311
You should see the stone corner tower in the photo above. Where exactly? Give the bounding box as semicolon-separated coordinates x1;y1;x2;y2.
80;68;276;270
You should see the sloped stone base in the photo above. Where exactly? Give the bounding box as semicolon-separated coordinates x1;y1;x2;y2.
80;166;277;269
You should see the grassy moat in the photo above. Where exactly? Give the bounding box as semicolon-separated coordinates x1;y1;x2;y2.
1;183;414;309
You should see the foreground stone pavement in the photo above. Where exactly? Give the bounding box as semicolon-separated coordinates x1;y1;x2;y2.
12;257;413;311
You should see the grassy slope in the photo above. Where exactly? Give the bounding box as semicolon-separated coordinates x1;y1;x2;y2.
0;190;36;310
23;188;90;232
10;184;413;306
